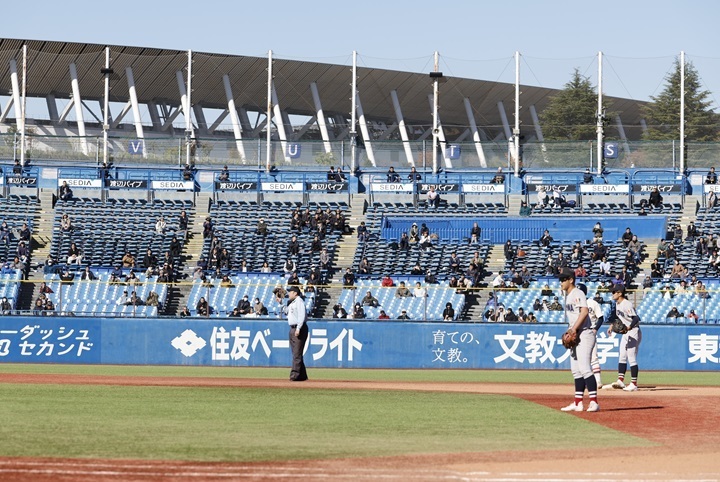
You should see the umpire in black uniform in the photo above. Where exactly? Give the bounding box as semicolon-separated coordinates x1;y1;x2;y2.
285;286;308;381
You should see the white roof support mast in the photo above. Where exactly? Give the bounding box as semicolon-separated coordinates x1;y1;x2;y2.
310;82;332;155
513;51;520;176
596;51;604;175
463;98;487;168
222;74;247;163
126;67;146;157
390;89;415;166
680;50;685;174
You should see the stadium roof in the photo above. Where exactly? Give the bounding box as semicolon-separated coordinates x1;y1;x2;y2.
0;38;646;139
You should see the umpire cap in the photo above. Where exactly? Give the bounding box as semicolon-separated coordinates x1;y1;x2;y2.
557;267;575;281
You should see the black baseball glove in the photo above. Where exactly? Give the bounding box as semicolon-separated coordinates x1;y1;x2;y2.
611;319;628;334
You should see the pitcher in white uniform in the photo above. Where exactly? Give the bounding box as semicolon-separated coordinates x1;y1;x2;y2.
558;268;600;412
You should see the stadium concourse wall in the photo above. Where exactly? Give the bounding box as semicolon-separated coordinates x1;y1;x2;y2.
1;317;719;371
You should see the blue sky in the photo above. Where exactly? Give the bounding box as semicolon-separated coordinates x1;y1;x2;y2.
3;0;720;106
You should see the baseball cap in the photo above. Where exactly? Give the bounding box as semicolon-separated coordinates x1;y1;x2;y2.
576;283;588;296
557;267;575;281
287;286;302;295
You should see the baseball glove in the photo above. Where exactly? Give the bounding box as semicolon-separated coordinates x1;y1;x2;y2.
561;330;579;349
611;319;628;334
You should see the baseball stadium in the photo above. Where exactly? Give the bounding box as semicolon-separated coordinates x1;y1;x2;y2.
0;38;719;481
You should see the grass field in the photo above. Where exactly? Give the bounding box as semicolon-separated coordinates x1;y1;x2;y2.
1;364;718;463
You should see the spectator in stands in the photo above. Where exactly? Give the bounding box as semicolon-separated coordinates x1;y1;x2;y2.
672;224;683;244
327;166;337;181
381;274;394;287
548;296;563;311
397;232;410;251
706;167;717;184
551;187;564;207
621;227;634;247
516;307;527;322
202;217;213;239
38;281;53;295
378;310;390;320
649;187;663;208
168;235;181;260
219;274;234;288
642;276;654;292
591;241;607;263
218;165;230;181
236;295;251;315
676;279;690;295
397;309;411;320
708;191;717;209
252;298;267;316
16;241;29;263
356;222;369;242
332;303;348;319
0;297;11;314
686;221;699;241
358;256;371;275
413;282;427;298
418;231;433;251
44;298;55;314
539;229;553;248
305;272;320;293
427;186;440;209
490;167;505;184
352;302;365;319
583;168;594;184
59;267;74;284
125;270;140;287
116;290;130;306
504;307;518;322
386;166;400;182
60;214;73;233
540;283;553;297
526;312;538;323
155;216;167;235
519;200;532;216
571;240;584;260
670;260;688;279
59;181;73;201
575;264;588;278
665;243;677;268
666;306;683;318
695;281;709;299
80;266;96;281
309;235;322;253
536;187;548;207
362;290;379;307
409;223;419;243
661;284;675;299
408;167;422;182
448;252;461;274
520;265;533;285
287;235;301;257
0;221;11;245
592;222;604;243
491;272;505;289
287;271;301;287
178;210;189;240
409;262;423;275
342;268;355;287
598;256;611;277
180;306;191;317
18;223;30;242
255;218;268;236
552;252;568;275
196;297;209;316
442;302;455;321
146;291;160;308
395;281;411;298
611;273;625;288
142;249;157;271
638;206;647;216
319;248;331;270
67;242;83;266
503;240;515;261
12;159;22;174
688;309;699;322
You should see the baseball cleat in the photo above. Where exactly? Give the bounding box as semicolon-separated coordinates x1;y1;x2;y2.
560;402;583;412
623;383;638;392
586;401;600;412
611;379;626;389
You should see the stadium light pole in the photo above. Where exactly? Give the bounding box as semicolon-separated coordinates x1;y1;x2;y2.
431;51;440;175
513;51;520;177
266;50;273;173
19;44;27;167
680;50;685;174
185;49;193;167
596;51;604;176
101;47;112;167
350;50;357;175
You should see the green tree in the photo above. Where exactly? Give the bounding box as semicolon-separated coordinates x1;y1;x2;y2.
642;58;719;141
540;69;605;141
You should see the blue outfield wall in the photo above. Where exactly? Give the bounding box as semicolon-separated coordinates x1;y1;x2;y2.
1;317;719;371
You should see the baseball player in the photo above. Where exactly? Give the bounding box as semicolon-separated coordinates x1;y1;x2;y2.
558;268;599;412
607;285;641;391
577;283;605;388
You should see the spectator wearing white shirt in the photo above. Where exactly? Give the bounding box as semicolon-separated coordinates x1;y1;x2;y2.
116;290;130;306
155;217;167;234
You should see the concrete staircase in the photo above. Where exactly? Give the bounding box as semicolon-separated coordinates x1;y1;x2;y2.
461;244;505;321
678;197;700;233
166;192;212;315
507;195;524;216
314;193;366;318
17;189;55;310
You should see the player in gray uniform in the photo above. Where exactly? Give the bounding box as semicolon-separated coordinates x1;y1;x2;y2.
607;285;641;391
577;284;605;388
558;268;599;412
